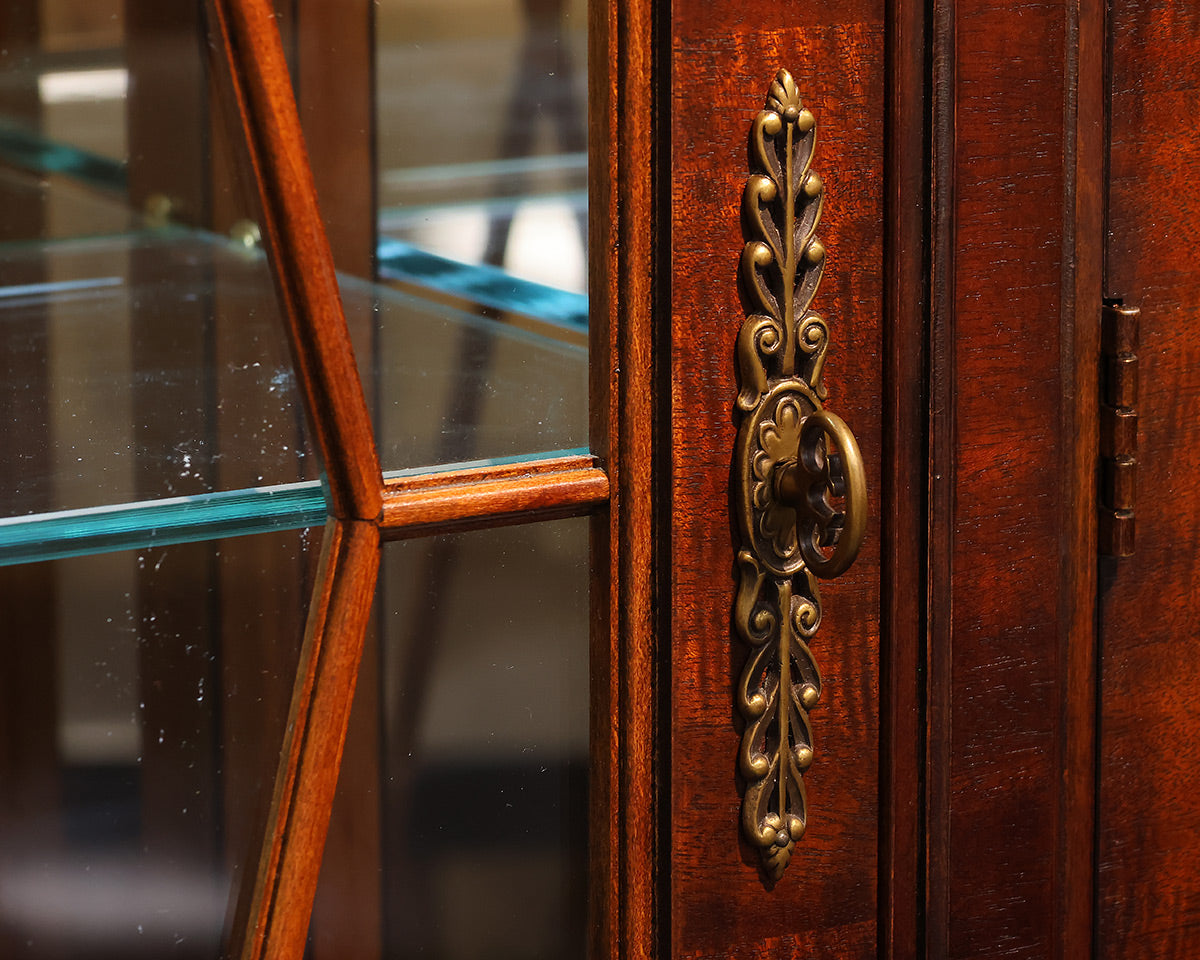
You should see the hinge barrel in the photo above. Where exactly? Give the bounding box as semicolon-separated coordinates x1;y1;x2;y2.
1099;303;1140;557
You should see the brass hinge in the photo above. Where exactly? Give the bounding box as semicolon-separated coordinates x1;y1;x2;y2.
1099;302;1139;557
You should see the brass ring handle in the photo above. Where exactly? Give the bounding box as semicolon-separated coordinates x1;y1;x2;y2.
731;70;869;880
775;409;867;580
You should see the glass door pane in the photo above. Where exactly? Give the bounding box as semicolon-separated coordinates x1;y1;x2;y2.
370;0;590;471
312;518;589;959
0;528;315;958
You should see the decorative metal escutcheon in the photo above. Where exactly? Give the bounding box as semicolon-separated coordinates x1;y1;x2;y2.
733;69;867;880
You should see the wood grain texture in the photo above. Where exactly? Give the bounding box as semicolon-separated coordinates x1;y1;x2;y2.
667;6;885;957
206;0;383;521
1097;2;1200;955
589;0;662;956
288;12;382;951
228;519;380;960
881;0;927;954
380;456;609;535
1061;0;1104;950
925;0;1101;954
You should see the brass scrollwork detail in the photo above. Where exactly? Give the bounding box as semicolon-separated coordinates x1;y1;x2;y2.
733;69;867;880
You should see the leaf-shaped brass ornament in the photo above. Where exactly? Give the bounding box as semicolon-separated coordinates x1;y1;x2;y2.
732;69;867;881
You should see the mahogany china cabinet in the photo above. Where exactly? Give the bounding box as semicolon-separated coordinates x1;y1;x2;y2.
0;0;1196;958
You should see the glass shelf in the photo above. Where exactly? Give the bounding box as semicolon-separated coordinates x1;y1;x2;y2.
0;230;318;519
0;227;587;564
0;481;326;567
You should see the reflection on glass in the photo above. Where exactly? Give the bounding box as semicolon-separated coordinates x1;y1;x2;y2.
0;7;597;953
314;519;589;958
376;0;588;314
0;528;313;958
0;0;128;240
343;274;588;475
0;233;315;520
0;231;586;567
0;4;327;562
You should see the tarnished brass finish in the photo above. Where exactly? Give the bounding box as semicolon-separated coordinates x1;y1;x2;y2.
1100;303;1140;557
732;69;867;880
1104;455;1137;512
1101;406;1138;457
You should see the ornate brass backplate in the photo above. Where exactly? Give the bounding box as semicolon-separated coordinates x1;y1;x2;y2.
733;69;867;880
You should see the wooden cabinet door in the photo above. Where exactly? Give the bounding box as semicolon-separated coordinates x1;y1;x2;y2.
265;0;1200;954
14;0;1200;956
1094;0;1200;955
646;0;1193;956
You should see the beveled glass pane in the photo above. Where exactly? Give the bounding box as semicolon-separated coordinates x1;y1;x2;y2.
0;527;314;958
310;518;589;958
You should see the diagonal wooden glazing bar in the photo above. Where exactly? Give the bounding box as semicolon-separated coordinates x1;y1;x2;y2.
228;519;381;960
204;0;384;955
206;0;383;522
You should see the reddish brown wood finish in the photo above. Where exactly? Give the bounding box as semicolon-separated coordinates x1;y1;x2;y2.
206;0;382;521
284;10;384;952
1097;2;1200;954
309;619;383;960
589;0;662;958
880;0;927;955
1062;0;1105;950
229;519;380;960
925;0;1102;954
380;456;609;535
666;5;885;958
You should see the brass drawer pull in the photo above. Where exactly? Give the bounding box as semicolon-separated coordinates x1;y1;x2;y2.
733;69;867;880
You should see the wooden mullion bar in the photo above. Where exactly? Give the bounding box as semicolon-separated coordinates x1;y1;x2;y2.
380;455;609;536
228;518;381;960
205;0;383;521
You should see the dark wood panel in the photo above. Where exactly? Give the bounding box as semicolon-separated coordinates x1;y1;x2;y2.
294;0;376;276
0;38;59;955
126;4;209;222
0;566;60;960
666;5;885;957
881;0;928;953
926;0;1101;954
1098;2;1200;955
